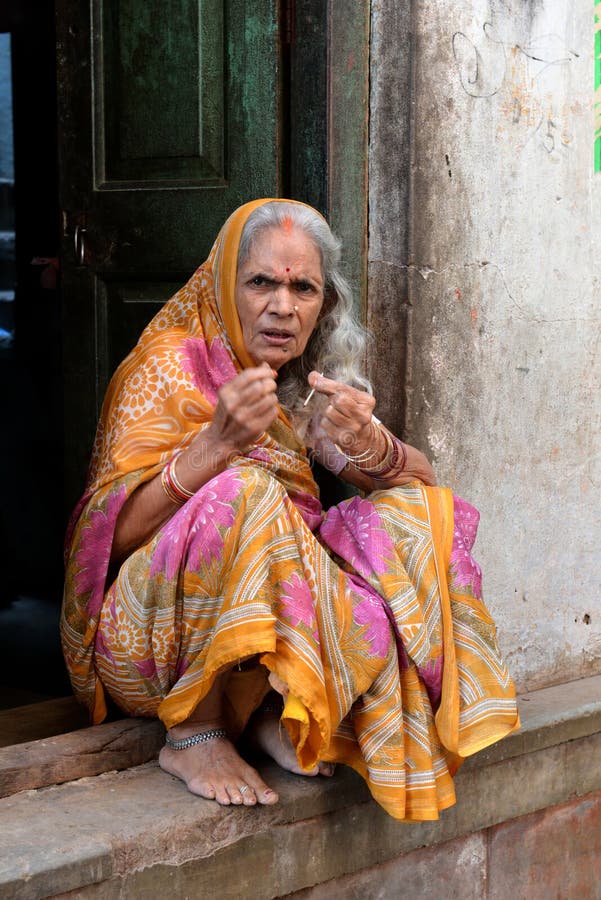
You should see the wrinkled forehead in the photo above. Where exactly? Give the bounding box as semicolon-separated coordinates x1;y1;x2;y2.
238;224;323;280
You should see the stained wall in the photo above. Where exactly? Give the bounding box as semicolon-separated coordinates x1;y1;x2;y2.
368;0;601;690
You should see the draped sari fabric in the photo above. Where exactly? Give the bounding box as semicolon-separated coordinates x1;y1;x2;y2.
61;199;519;821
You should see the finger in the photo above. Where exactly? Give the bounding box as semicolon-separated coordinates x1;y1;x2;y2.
323;399;370;428
308;374;375;418
224;378;276;404
260;361;279;379
224;366;277;394
307;371;344;397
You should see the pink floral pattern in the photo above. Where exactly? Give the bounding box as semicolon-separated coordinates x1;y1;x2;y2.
150;469;243;579
75;485;128;617
450;495;483;599
347;573;391;658
279;573;318;641
181;336;236;405
320;496;395;579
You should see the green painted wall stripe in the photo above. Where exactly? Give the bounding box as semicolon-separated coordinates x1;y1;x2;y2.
597;5;601;170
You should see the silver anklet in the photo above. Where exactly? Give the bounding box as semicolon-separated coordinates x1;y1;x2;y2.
165;727;227;750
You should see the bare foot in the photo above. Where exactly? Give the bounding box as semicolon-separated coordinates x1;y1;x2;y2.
159;728;278;807
249;711;335;777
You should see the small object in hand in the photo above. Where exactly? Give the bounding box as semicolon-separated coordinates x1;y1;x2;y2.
303;372;324;407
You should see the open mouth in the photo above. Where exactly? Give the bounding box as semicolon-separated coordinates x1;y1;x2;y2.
261;329;293;343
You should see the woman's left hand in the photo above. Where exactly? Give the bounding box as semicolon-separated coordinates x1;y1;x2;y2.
307;371;437;487
308;372;377;455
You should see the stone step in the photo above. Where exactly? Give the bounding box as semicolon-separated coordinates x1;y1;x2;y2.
0;674;599;899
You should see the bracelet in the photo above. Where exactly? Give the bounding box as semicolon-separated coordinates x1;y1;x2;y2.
170;453;195;499
160;452;195;505
332;420;408;481
333;443;381;464
363;428;396;475
334;420;386;467
364;434;408;480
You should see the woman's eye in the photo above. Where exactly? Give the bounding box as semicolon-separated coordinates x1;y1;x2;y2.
251;276;265;286
296;281;312;293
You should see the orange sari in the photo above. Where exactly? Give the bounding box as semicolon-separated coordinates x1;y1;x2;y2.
62;200;519;821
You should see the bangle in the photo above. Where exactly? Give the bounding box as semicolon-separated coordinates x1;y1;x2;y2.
160;452;195;505
170;453;195;499
362;431;408;480
356;426;394;475
333;443;381;464
334;420;386;467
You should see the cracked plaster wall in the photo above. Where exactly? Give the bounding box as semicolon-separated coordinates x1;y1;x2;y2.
368;0;600;691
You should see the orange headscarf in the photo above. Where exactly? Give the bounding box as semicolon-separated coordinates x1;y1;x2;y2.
85;198;322;498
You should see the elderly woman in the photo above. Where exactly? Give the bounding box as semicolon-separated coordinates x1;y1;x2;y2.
62;199;518;821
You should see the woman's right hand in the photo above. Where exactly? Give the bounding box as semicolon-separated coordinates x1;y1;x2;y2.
204;362;278;455
111;363;278;565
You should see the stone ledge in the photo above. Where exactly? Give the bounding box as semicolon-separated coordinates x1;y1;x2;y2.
0;674;599;899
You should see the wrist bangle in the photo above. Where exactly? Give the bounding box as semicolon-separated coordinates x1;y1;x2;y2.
362;432;407;480
160;452;195;504
334;420;386;467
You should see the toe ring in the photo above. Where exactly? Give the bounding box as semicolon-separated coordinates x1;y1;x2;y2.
165;727;227;750
239;784;250;795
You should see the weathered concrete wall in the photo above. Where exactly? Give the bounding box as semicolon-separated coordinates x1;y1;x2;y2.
369;0;601;691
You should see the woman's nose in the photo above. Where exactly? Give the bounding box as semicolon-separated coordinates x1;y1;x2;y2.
268;285;296;314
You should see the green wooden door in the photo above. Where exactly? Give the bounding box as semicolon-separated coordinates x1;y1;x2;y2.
56;0;284;505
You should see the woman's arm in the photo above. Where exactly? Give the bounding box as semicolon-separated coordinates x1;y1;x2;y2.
110;364;278;565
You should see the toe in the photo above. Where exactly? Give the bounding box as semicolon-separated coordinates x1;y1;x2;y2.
227;784;244;805
258;787;279;805
189;779;216;800
318;762;336;777
214;785;231;806
242;788;257;806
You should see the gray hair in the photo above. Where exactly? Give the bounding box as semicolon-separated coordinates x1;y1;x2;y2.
238;201;371;433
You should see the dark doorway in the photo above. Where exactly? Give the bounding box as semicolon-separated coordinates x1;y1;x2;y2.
0;0;68;708
0;1;330;717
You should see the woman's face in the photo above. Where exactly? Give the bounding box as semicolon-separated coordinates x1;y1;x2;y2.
235;224;325;371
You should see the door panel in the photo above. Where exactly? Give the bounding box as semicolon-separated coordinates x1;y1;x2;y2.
56;0;281;504
96;0;225;185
